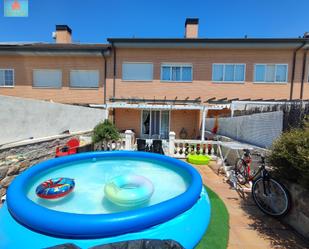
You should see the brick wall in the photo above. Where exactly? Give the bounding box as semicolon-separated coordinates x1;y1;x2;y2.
110;47;308;101
0;55;105;104
115;108;141;136
1;47;308;104
114;108;200;139
171;110;200;139
185;24;198;38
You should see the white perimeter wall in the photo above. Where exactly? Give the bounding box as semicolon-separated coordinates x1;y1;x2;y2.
205;111;283;148
0;95;106;145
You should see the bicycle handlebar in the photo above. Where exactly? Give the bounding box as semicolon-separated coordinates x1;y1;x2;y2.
242;149;266;160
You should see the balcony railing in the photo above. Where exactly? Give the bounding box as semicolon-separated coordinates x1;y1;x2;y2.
171;139;221;159
93;130;135;151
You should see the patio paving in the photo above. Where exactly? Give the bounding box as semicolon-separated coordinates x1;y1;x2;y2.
193;163;309;249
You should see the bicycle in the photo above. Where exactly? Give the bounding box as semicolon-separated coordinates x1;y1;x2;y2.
234;149;291;217
234;149;253;185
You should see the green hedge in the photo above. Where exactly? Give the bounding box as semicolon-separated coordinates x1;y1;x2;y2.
269;120;309;189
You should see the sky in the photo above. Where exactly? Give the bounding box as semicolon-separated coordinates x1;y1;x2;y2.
0;0;308;43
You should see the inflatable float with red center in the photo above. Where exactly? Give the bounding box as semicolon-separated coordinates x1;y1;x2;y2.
35;177;75;199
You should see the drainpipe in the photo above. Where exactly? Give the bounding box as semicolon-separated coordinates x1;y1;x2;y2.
101;50;107;105
290;42;306;100
111;42;117;124
112;42;116;98
300;47;308;100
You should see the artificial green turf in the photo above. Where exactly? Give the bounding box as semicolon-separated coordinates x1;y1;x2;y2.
195;186;229;249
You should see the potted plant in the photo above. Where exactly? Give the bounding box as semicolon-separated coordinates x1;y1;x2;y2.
92;120;120;151
179;128;188;139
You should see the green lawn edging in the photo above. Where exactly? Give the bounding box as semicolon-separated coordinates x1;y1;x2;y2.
195;186;229;249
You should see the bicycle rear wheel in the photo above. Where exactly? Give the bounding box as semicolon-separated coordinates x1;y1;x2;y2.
235;158;248;185
252;177;290;217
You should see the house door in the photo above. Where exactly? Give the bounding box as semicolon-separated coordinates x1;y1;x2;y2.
141;110;170;139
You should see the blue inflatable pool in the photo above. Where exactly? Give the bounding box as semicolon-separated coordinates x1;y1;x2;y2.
0;151;211;248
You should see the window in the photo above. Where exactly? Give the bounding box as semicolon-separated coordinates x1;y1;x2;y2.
212;64;245;82
141;110;170;139
254;64;288;83
161;64;192;82
0;69;14;87
70;70;99;88
33;69;62;88
122;63;153;81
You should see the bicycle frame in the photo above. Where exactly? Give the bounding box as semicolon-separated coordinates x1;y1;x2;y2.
240;150;253;179
250;156;272;195
236;150;269;185
240;152;291;217
251;156;266;179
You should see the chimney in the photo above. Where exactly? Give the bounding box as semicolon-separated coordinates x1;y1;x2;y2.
54;25;72;43
185;18;199;38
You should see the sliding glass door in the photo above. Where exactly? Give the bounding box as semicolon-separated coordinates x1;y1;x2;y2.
141;110;170;139
160;111;169;138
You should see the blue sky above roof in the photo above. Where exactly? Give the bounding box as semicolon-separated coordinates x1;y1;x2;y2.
0;0;308;43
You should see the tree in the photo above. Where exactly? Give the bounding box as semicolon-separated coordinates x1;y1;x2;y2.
92;120;120;150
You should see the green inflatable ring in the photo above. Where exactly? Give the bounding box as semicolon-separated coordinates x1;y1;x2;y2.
187;154;211;165
104;174;154;207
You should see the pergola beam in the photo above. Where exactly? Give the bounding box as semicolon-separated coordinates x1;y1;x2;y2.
216;97;228;102
105;103;204;110
231;100;309;107
109;97;201;104
91;102;230;111
229;98;239;102
204;97;216;103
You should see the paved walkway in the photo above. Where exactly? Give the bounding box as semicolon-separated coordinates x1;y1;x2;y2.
193;163;309;249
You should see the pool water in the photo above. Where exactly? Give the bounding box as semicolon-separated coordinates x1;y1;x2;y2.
27;157;189;214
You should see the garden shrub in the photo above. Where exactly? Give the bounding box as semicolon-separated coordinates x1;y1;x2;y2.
269;120;309;189
92;120;120;145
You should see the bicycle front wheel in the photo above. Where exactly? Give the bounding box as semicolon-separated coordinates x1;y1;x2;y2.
252;177;290;217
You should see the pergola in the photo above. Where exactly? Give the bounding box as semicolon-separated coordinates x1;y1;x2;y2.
91;97;309;141
204;97;309;116
91;97;230;141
